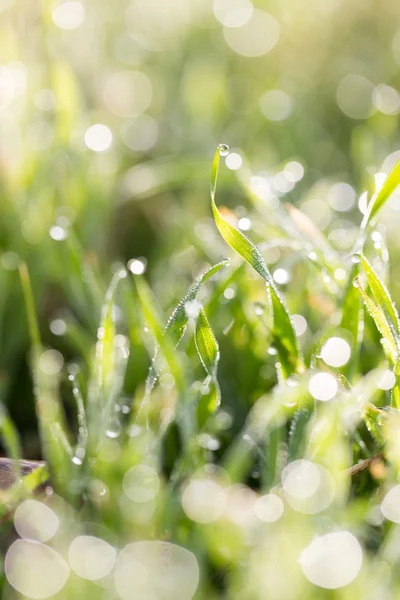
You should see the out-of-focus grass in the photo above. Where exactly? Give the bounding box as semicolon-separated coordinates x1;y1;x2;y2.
3;0;400;598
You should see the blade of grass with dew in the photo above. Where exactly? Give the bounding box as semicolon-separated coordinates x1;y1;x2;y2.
96;270;120;396
392;361;400;409
344;161;400;362
363;404;387;446
139;260;229;403
135;274;185;396
356;276;398;364
165;259;229;346
361;254;400;349
354;160;400;255
366;160;400;224
262;425;284;489
340;262;364;379
210;145;303;379
88;269;128;450
19;262;75;499
195;308;220;426
69;370;88;463
360;253;400;407
61;232;103;328
288;408;314;461
135;275;201;459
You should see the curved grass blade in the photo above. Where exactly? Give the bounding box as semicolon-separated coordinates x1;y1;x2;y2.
356;276;398;363
140;260;229;403
361;254;400;350
210;145;303;378
365;160;400;225
195;308;220;425
166;259;229;346
354;160;400;255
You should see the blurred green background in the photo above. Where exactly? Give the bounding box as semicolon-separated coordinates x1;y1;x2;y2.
2;0;400;457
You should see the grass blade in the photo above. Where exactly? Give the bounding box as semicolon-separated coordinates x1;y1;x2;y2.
356;276;398;363
210;145;303;378
361;254;400;349
195;308;220;425
20;263;75;499
89;269;129;448
139;260;228;403
135;274;185;395
166;259;229;347
365;160;400;225
195;308;219;377
19;262;41;352
339;262;364;379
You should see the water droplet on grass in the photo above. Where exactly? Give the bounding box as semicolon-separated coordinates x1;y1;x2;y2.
218;144;230;157
106;418;122;439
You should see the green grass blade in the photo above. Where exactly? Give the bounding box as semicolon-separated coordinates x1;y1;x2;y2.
19;262;41;352
135;275;184;393
363;403;386;446
139;260;228;405
262;425;284;489
356;276;398;363
20;263;75;499
95;269;126;396
166;259;229;346
69;370;88;461
88;269;129;449
0;405;22;462
361;254;400;348
0;405;23;488
211;147;273;285
365;160;400;225
210;145;303;378
195;308;220;425
195;308;219;377
340;263;364;379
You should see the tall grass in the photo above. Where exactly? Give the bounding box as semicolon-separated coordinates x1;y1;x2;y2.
2;146;400;598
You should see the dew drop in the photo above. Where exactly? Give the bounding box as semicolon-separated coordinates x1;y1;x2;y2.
106;418;122;439
351;253;361;264
218;144;230;157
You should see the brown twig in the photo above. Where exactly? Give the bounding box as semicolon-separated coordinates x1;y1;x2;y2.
346;452;385;476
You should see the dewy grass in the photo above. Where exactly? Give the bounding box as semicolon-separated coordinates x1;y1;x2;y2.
3;148;400;598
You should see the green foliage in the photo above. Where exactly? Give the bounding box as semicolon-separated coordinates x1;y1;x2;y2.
211;146;303;379
5;3;400;598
